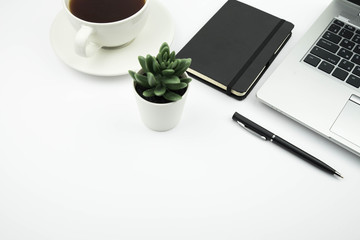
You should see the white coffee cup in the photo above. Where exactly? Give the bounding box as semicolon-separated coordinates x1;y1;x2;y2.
63;0;150;57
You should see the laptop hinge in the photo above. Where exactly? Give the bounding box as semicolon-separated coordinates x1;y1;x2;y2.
337;15;350;22
350;95;360;105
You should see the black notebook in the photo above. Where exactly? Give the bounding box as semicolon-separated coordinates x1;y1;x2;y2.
176;0;294;100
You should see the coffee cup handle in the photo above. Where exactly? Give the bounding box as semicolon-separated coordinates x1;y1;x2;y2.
75;25;101;57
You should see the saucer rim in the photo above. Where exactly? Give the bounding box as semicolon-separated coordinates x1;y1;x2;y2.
50;0;175;77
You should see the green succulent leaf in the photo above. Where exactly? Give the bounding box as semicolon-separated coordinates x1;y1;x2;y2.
160;44;170;56
154;84;166;96
180;77;192;84
145;55;154;73
174;59;184;70
152;60;161;74
162;69;175;76
138;56;148;72
134;73;150;88
163;76;180;85
173;61;185;74
147;72;157;87
143;88;155;97
169;59;179;69
164;91;182;102
169;51;176;62
156;52;163;63
166;59;171;66
160;62;166;69
163;52;168;62
174;58;192;76
160;42;169;53
167;83;187;91
175;67;188;76
128;70;136;80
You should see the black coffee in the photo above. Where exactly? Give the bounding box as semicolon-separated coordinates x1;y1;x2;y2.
69;0;145;23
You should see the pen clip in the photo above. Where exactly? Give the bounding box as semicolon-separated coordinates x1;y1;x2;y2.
236;121;267;141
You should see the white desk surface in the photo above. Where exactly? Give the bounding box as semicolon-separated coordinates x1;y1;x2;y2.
1;0;360;239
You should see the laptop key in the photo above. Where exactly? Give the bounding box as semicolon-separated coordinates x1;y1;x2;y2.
323;31;341;44
328;24;341;34
304;54;321;67
317;38;339;53
337;48;353;60
319;61;335;73
345;24;356;32
340;39;355;50
353;66;360;77
347;74;360;88
310;46;340;65
339;29;354;39
351;54;360;65
332;68;348;81
353;34;360;44
354;45;360;54
339;59;355;71
334;19;345;27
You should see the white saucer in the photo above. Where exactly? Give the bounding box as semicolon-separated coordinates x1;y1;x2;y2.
50;0;174;76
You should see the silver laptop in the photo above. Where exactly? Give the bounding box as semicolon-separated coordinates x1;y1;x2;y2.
257;0;360;156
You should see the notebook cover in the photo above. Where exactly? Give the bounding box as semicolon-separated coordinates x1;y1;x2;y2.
176;0;294;100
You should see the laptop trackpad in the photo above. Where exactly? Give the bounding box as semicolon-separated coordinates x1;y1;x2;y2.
331;95;360;147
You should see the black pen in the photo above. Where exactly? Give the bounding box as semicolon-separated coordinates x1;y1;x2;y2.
232;112;343;178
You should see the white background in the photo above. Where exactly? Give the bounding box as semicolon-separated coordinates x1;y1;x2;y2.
1;0;360;239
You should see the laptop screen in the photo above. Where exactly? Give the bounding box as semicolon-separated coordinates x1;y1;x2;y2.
348;0;360;6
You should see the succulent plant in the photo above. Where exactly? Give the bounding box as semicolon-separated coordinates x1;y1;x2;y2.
129;42;192;102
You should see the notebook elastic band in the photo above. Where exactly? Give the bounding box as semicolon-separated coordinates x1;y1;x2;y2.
226;19;286;95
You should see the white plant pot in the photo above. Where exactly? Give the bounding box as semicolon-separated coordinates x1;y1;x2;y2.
134;76;189;132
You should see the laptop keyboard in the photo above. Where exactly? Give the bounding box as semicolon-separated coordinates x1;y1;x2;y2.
304;18;360;89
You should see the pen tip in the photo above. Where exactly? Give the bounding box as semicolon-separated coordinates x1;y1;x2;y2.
335;171;344;178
